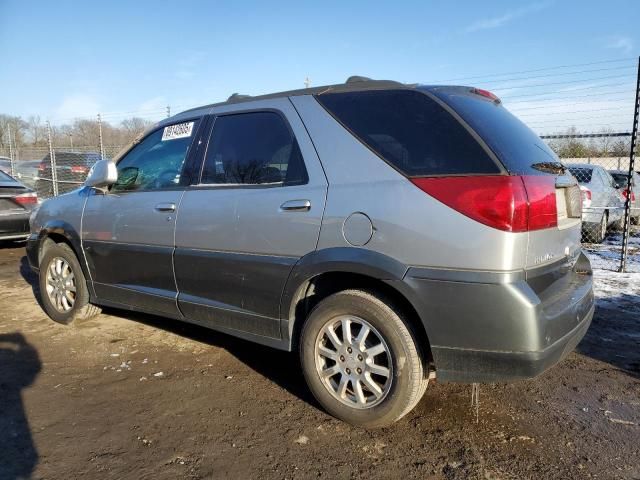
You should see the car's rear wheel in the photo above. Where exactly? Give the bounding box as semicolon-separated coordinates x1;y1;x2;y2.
300;289;428;428
39;242;101;324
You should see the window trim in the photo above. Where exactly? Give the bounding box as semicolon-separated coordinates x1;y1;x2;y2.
195;108;309;188
314;88;507;178
108;116;204;194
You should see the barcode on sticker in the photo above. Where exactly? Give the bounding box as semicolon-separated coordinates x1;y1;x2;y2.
162;122;194;141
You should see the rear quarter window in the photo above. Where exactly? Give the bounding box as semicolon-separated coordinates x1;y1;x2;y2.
568;167;593;184
315;89;500;176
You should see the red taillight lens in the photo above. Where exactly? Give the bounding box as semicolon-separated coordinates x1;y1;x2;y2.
410;175;557;232
622;189;635;201
38;163;46;172
581;189;592;201
71;165;88;174
14;192;38;206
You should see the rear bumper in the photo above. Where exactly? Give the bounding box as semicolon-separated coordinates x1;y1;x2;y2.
399;252;595;383
0;212;30;240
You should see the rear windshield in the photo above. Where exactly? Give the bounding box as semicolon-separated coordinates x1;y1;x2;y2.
610;173;632;186
315;89;500;176
428;87;560;175
568;167;593;184
0;170;14;182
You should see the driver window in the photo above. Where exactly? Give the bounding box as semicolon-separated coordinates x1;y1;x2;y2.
112;119;199;192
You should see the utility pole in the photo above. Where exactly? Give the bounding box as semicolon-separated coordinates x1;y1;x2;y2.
97;113;105;160
166;105;171;118
46;120;59;197
7;124;14;177
304;77;311;89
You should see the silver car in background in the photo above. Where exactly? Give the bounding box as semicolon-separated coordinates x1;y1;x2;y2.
609;169;640;225
567;164;625;243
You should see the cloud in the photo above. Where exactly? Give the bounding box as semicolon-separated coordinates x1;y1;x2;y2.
605;35;633;54
465;2;551;33
55;94;101;120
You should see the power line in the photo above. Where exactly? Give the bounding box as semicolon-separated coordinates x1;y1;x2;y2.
471;65;636;86
490;74;635;91
501;83;634;100
430;57;635;83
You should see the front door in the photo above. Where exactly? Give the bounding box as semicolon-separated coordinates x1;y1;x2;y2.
82;118;202;316
174;101;327;339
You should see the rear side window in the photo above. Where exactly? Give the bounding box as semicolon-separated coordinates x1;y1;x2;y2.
568;167;593;184
429;87;560;175
315;90;499;176
201;111;308;185
610;173;627;187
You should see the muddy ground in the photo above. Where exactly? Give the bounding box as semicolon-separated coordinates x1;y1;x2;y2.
0;241;639;480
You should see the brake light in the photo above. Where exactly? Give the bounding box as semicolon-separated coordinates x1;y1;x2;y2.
580;186;592;207
622;189;636;201
410;175;557;232
14;192;38;206
38;163;46;172
71;165;88;174
471;87;501;103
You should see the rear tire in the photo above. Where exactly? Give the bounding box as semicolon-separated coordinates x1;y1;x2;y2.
38;242;101;325
300;289;428;428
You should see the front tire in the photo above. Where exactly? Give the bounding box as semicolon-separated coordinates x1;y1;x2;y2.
300;289;428;428
38;242;101;324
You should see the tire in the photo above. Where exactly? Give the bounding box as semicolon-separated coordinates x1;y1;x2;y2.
38;242;101;325
300;289;428;428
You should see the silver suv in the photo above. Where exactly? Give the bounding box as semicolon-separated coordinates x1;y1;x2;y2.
27;78;594;427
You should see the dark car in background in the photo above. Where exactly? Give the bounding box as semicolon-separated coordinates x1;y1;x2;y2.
35;151;102;197
0;170;37;241
609;169;640;225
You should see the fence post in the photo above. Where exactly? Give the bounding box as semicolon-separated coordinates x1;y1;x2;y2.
97;113;105;160
46;120;59;197
7;124;14;178
619;56;640;273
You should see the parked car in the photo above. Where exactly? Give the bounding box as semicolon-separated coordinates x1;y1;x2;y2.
608;169;640;225
567;164;625;243
0;170;38;241
35;151;102;197
13;160;42;189
0;156;11;174
27;78;594;427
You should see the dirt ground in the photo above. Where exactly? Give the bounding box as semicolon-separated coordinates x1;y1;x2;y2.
0;242;639;480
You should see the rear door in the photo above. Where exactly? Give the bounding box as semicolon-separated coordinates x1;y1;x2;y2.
174;99;327;339
82;118;203;316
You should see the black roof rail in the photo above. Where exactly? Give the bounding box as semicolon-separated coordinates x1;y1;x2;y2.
227;93;252;102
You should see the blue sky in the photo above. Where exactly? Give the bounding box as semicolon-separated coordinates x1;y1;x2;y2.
1;0;638;132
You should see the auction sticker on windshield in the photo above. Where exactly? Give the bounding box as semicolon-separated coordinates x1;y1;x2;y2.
162;122;194;141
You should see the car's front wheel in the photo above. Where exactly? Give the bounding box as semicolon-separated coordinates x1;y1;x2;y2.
38;242;101;324
300;289;428;428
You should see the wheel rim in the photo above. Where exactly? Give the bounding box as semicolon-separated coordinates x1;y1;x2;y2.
45;257;77;313
314;315;393;409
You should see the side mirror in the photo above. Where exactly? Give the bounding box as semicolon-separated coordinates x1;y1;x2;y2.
85;160;117;190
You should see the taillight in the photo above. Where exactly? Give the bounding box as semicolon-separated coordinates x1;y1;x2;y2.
71;165;88;174
14;192;38;206
410;175;557;232
622;189;636;201
580;186;592;207
38;163;46;172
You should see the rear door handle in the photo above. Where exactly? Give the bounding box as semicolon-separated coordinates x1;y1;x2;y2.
280;199;311;212
155;202;176;212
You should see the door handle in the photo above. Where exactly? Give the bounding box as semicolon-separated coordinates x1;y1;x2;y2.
280;199;311;212
155;203;176;212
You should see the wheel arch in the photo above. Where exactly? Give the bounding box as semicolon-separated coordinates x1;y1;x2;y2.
281;248;433;360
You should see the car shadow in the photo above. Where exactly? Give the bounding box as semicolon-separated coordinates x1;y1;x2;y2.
18;255;316;408
0;332;42;480
577;296;640;380
102;306;317;407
